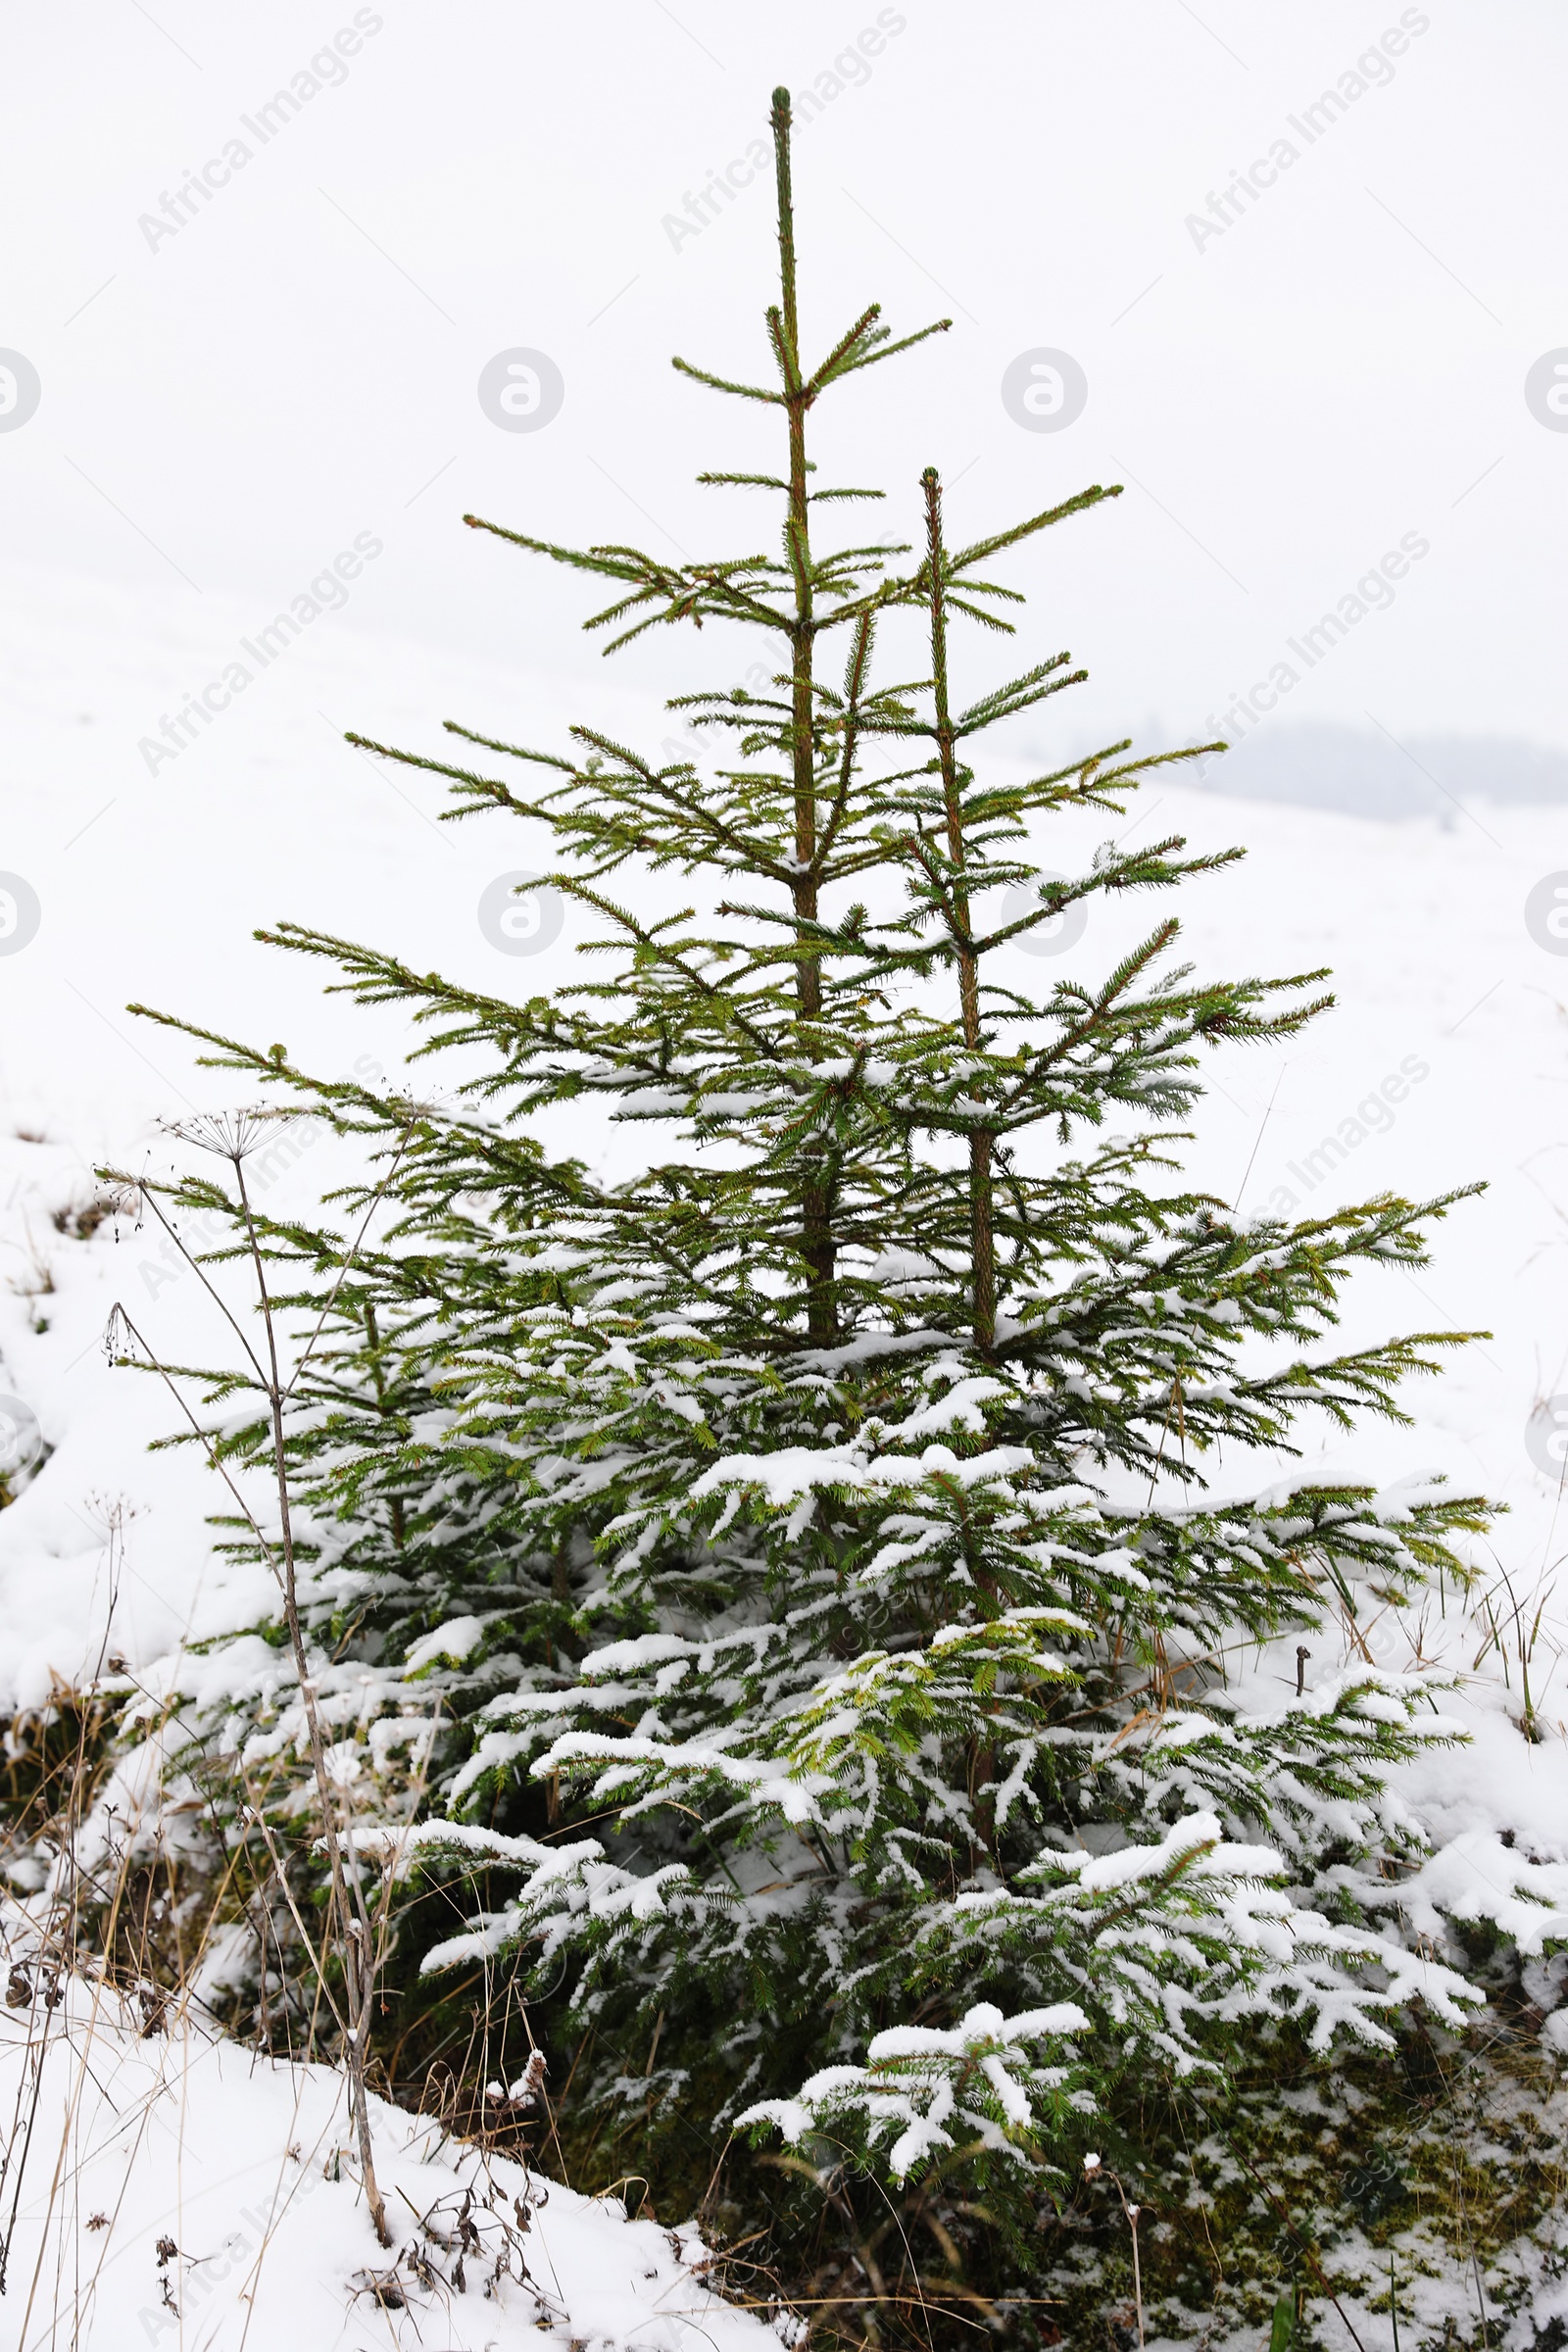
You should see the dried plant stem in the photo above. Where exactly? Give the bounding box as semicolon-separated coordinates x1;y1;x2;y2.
231;1150;390;2247
1108;2173;1145;2352
1128;2198;1144;2352
105;1120;414;2248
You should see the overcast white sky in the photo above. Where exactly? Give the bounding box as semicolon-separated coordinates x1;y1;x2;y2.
2;2;1566;756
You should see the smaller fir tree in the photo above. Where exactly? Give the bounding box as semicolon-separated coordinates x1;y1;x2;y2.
127;80;1489;2309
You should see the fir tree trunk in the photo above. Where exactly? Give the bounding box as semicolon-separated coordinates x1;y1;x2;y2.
922;466;996;1355
772;86;835;1343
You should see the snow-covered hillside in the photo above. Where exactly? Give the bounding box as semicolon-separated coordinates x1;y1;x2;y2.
0;1955;773;2351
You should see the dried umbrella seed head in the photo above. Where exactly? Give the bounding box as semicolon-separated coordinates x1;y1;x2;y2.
157;1106;303;1161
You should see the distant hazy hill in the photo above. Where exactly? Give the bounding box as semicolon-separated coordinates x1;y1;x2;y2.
1192;722;1568;818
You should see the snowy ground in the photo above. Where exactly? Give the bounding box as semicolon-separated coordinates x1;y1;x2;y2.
0;1955;772;2352
2;551;1568;2342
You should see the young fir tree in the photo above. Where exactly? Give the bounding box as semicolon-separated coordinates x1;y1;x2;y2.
132;82;1488;2292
